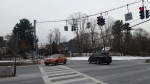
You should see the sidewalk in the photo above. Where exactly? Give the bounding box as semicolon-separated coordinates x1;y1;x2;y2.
0;65;45;84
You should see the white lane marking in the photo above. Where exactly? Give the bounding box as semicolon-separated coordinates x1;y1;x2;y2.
39;65;107;84
49;74;82;80
62;65;107;84
47;71;77;77
45;69;73;75
53;77;89;84
39;66;53;84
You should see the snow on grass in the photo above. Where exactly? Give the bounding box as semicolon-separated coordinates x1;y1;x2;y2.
68;57;89;60
67;56;150;61
112;56;150;60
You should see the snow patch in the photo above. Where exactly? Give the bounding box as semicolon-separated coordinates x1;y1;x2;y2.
67;56;150;61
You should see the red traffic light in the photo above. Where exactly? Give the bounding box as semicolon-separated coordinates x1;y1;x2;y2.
139;7;144;11
97;16;100;19
97;16;105;26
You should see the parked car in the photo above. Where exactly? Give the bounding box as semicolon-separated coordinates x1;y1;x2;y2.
88;52;112;65
44;54;67;65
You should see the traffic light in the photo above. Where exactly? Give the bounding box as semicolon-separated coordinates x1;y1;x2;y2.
97;16;105;26
86;22;91;28
146;10;149;18
97;16;100;25
71;26;74;31
71;24;76;31
123;23;132;31
101;18;105;26
139;7;145;19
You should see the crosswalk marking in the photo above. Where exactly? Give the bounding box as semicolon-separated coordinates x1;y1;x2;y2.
53;77;89;84
39;65;106;84
46;70;74;74
50;74;83;81
39;66;53;84
48;72;77;78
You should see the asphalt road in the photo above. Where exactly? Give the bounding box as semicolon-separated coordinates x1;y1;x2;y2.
0;60;150;84
65;60;150;84
0;65;45;84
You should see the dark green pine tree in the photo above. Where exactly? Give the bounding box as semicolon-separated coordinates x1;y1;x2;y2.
111;20;124;54
13;18;38;53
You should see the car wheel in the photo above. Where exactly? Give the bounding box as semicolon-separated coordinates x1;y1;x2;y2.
96;60;100;64
63;60;67;64
45;63;49;66
54;60;59;65
88;60;91;63
107;62;110;65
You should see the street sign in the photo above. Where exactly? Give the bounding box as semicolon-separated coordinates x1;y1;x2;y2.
64;26;68;31
125;12;133;21
86;22;91;28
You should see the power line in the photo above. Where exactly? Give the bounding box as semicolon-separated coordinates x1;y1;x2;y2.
130;18;150;27
128;19;141;23
99;18;150;39
37;0;142;23
37;24;49;33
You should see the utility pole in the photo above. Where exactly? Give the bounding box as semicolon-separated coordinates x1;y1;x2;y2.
32;20;36;60
142;0;144;7
50;40;52;55
100;26;106;53
59;31;61;53
13;32;18;76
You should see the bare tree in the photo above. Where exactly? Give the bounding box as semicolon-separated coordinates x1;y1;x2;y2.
103;17;115;47
54;28;61;45
61;36;67;43
48;29;54;44
132;28;150;55
67;12;87;54
87;18;99;52
47;28;61;54
96;17;115;53
4;34;16;53
47;29;54;54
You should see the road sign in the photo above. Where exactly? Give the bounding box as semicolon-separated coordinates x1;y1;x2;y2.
125;12;133;21
86;22;91;28
64;26;68;31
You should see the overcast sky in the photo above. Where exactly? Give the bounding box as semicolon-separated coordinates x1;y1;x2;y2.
0;0;150;45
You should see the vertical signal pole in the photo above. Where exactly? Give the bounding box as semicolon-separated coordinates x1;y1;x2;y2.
33;20;36;60
100;26;106;53
142;0;145;14
142;0;144;7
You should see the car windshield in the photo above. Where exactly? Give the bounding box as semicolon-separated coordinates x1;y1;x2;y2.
93;52;109;56
101;52;109;56
48;54;61;58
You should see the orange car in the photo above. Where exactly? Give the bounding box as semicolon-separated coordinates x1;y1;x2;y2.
44;54;67;65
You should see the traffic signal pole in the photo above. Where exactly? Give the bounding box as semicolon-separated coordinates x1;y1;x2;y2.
142;0;144;7
97;16;106;52
100;26;106;53
142;0;145;17
33;20;36;60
